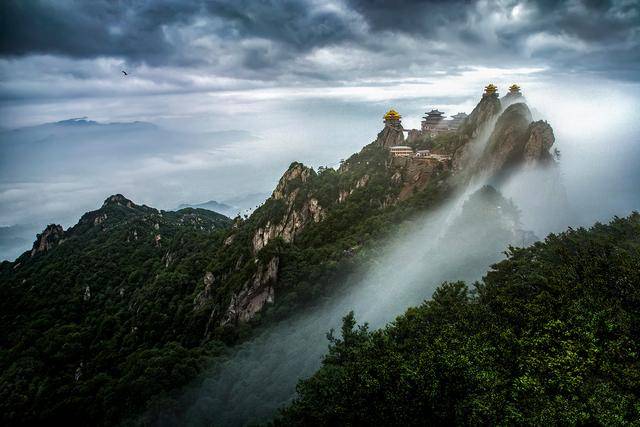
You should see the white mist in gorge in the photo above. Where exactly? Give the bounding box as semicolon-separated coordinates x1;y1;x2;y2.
149;83;640;425
174;195;506;426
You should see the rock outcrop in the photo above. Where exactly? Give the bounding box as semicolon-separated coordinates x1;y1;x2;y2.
452;95;503;171
102;194;135;209
392;156;448;201
30;224;64;256
476;103;555;180
523;120;555;166
375;124;405;148
252;163;325;253
223;257;279;324
459;95;502;139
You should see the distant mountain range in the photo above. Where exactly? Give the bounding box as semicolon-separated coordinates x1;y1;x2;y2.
175;192;270;218
176;200;239;218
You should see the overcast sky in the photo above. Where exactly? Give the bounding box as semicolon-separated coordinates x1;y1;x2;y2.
1;0;639;128
0;0;639;260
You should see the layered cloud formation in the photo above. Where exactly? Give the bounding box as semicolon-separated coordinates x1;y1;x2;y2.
1;0;638;109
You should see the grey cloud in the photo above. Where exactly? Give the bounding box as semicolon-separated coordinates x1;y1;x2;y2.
0;0;639;91
0;0;202;64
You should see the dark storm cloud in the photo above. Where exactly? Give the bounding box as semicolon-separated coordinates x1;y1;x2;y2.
0;0;362;66
204;0;361;50
0;0;639;81
0;0;203;64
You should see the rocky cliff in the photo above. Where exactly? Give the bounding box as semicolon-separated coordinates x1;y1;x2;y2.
477;103;555;181
12;87;559;333
251;163;325;253
213;91;558;326
30;224;64;256
375;123;405;148
452;95;502;171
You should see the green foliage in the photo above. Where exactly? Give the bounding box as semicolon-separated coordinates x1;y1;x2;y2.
0;200;231;425
276;213;640;425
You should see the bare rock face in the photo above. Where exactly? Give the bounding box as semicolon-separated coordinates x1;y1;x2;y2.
252;163;325;253
523;121;555;166
392;157;446;201
476;103;555;180
194;271;215;310
252;196;325;252
459;95;502;139
272;162;314;201
375;124;405;148
30;224;64;256
102;194;135;209
501;92;525;110
452;95;502;171
223;257;279;324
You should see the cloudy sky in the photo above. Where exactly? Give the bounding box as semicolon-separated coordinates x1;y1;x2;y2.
2;0;639;126
1;0;639;259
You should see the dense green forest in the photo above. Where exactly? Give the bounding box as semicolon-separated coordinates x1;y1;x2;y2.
0;199;232;424
276;213;640;425
0;143;452;425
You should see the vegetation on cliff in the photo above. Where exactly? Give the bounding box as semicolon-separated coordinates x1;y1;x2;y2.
276;213;640;425
0;89;562;425
0;197;232;424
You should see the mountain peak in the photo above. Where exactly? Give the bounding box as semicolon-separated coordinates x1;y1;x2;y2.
30;224;64;257
102;194;136;208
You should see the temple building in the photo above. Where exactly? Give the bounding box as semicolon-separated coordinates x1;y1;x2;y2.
508;84;521;95
383;109;402;127
421;109;445;131
448;112;468;130
483;83;498;97
389;145;413;157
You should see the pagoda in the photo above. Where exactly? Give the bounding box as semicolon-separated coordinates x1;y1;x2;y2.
421;109;445;132
448;112;468;130
383;109;402;127
483;83;498;97
508;84;521;95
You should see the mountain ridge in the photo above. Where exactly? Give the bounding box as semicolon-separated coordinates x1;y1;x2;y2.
0;85;561;425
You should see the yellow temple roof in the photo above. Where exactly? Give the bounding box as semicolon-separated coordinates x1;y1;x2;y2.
509;84;521;92
384;109;402;120
484;84;498;94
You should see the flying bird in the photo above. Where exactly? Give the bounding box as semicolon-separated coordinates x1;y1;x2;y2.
122;70;128;76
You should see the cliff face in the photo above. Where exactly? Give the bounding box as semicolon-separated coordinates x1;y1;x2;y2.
501;92;526;109
459;95;502;139
477;103;555;179
251;163;325;253
222;256;279;325
30;224;64;256
376;124;405;148
452;95;502;171
523;120;555;166
391;156;450;201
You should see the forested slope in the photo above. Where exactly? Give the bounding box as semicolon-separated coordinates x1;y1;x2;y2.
277;213;640;425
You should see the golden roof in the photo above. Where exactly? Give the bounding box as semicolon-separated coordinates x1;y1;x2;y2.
509;84;521;92
484;84;498;94
384;109;402;120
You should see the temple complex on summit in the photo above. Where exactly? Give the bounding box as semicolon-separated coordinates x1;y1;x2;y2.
382;83;512;160
383;109;402;127
483;83;498;97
